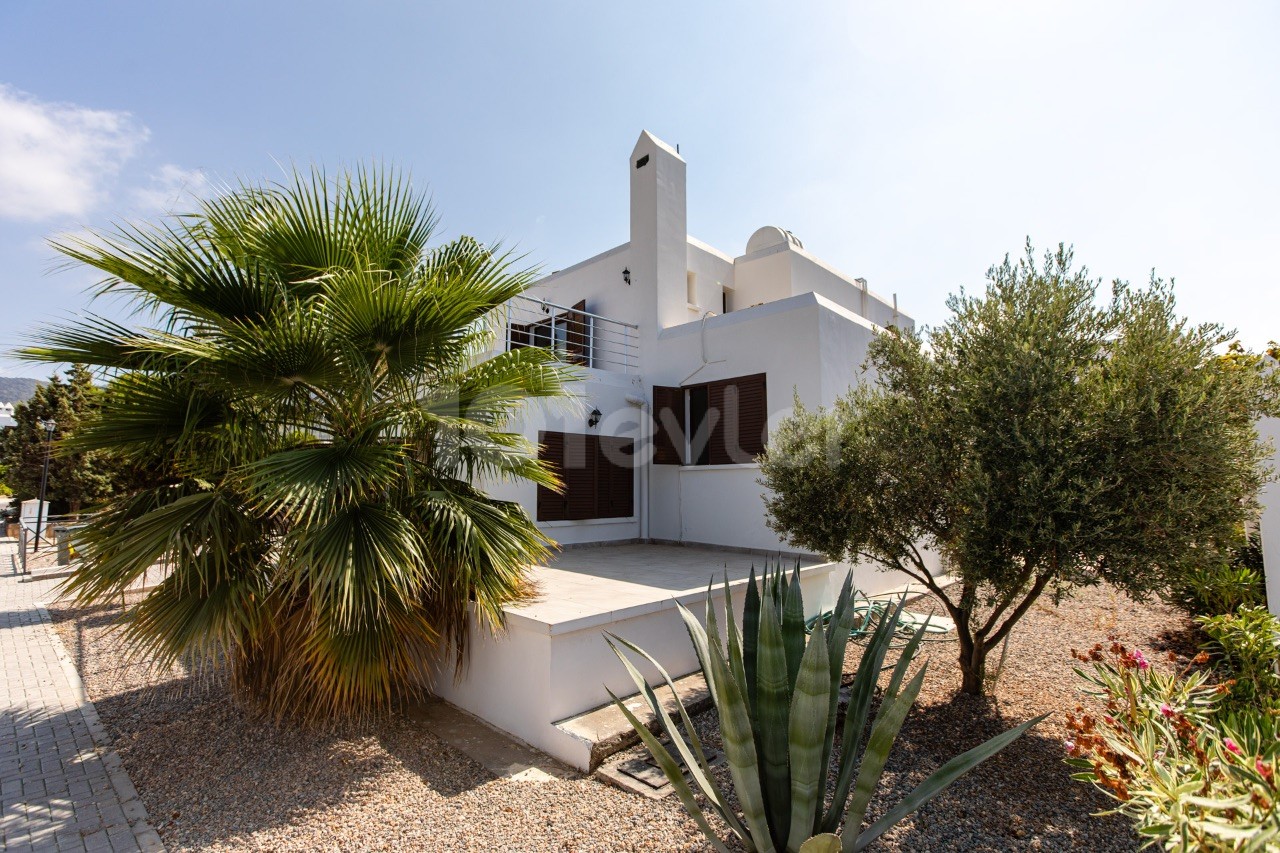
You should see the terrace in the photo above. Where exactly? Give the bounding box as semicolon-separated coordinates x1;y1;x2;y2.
502;294;639;374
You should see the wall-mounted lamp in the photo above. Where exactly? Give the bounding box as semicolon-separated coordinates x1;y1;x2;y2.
622;268;630;286
588;408;602;428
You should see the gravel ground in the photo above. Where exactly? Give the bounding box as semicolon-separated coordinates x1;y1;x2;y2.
858;582;1196;852
46;582;1192;851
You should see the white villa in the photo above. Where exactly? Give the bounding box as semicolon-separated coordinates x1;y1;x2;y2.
434;131;942;769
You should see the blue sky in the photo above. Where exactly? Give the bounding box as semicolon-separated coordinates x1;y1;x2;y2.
1;1;1276;378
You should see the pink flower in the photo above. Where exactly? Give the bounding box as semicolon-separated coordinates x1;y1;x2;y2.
1224;737;1242;756
1131;649;1150;671
1159;703;1175;718
1063;739;1076;753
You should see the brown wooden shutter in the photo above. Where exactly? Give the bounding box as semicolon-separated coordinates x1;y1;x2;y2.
508;321;531;350
598;436;635;517
562;432;598;520
735;373;768;460
706;373;768;465
536;431;567;521
538;431;635;520
564;299;589;366
652;385;685;465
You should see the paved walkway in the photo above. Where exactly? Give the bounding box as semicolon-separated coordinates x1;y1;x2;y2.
0;540;163;852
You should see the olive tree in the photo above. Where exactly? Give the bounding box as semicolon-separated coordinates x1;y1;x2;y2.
760;243;1278;695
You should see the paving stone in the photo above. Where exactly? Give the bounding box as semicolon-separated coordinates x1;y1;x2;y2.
0;542;161;852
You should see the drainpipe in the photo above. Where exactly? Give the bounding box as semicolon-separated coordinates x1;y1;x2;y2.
625;393;650;541
679;310;727;386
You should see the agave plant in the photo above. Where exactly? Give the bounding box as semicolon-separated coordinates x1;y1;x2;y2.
20;167;577;723
608;563;1045;852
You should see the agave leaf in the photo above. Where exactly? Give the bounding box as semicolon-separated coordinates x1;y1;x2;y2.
883;618;929;700
821;598;907;833
783;564;806;691
605;686;734;853
820;572;857;812
701;613;778;853
799;834;841;853
771;559;785;621
849;712;1049;852
841;664;929;850
679;598;718;700
744;565;761;719
705;579;733;697
724;573;750;706
606;630;747;835
605;635;749;841
786;622;832;852
757;585;793;845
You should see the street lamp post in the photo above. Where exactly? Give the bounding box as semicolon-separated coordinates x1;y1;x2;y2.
33;419;55;554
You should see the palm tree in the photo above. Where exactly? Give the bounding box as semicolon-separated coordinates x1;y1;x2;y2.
21;168;576;723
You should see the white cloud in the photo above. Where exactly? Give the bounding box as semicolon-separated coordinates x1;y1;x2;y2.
131;164;210;213
0;84;149;221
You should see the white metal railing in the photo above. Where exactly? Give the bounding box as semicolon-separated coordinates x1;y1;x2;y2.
502;295;639;374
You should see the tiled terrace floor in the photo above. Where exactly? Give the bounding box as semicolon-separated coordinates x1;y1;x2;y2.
510;543;824;628
0;539;162;852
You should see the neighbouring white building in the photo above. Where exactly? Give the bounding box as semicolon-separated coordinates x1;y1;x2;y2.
434;131;939;769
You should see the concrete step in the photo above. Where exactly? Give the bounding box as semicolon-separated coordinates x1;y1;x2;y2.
554;669;712;772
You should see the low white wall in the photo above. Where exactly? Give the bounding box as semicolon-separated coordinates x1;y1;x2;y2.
678;464;788;552
434;561;847;770
431;615;553;754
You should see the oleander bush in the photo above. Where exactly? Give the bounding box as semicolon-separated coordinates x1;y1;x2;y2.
1168;531;1267;618
1067;639;1280;851
1199;606;1280;714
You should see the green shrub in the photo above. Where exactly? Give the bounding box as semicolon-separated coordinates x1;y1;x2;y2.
1169;532;1267;617
608;564;1043;853
1199;606;1280;713
1067;640;1280;850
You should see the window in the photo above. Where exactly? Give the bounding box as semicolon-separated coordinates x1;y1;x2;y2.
536;431;635;521
686;271;697;306
652;373;768;467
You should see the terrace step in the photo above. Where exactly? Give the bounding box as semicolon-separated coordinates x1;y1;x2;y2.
555;669;712;772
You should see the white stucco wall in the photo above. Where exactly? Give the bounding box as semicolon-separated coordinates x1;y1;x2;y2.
731;247;792;311
651;293;880;552
685;239;736;319
486;371;645;546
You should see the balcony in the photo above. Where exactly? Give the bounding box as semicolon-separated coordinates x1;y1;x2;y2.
502;295;639;374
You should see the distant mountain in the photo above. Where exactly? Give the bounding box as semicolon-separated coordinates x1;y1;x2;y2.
0;376;39;404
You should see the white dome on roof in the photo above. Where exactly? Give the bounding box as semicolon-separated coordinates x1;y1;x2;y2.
746;226;803;255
